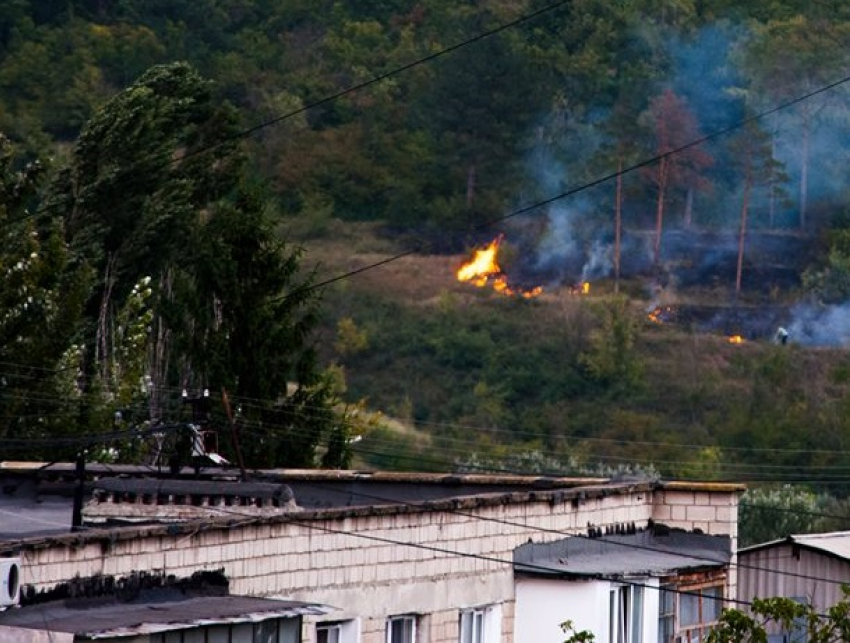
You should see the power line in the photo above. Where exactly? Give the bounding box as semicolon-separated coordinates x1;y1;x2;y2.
187;500;833;618
301;481;850;591
274;69;850;303
2;0;576;229
175;1;577;164
3;368;850;464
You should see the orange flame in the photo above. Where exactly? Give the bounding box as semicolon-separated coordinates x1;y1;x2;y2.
728;334;745;344
647;306;676;324
456;236;542;298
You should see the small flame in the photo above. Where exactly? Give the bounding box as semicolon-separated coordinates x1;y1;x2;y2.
728;334;745;344
582;282;590;295
456;236;542;298
647;306;678;324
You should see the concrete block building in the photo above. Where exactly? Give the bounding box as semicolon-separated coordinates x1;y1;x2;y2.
0;465;743;643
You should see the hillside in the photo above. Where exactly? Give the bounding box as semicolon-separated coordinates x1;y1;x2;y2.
4;0;850;503
303;222;850;485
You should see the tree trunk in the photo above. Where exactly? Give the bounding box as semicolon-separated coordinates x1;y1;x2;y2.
799;116;809;229
769;116;777;229
96;256;117;397
466;163;476;208
148;269;173;427
736;173;751;301
653;158;669;270
614;156;623;294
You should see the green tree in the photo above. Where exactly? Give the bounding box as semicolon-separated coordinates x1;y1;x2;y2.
0;134;92;452
48;62;340;467
738;485;823;548
580;297;644;391
707;588;850;643
741;16;850;228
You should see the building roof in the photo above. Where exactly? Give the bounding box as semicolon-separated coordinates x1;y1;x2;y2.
739;531;850;560
0;461;744;546
0;589;331;638
514;528;732;579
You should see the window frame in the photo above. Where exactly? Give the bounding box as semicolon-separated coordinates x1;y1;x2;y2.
386;614;418;643
657;580;724;643
318;622;342;643
609;584;644;643
460;607;487;643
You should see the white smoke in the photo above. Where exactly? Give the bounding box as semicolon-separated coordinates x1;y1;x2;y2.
785;302;850;347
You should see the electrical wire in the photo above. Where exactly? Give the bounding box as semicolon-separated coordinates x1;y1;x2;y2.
159;497;835;618
271;70;850;303
2;0;577;229
297;481;850;591
4;369;850;466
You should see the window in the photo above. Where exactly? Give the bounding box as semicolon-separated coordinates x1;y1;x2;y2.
460;608;486;643
151;616;302;643
679;585;722;642
658;585;675;643
610;585;643;643
657;582;723;643
387;615;417;643
318;623;342;643
318;620;358;643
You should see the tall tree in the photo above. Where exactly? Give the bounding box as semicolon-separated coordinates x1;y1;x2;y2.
50;61;242;430
741;16;850;228
727;118;783;299
0;134;91;453
641;88;713;269
49;62;339;467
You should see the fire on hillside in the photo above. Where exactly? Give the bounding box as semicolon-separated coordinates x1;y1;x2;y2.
456;236;543;299
646;303;789;342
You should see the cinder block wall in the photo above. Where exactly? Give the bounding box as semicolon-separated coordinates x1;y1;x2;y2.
13;482;739;643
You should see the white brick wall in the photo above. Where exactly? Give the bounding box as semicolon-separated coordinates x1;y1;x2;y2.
13;481;740;643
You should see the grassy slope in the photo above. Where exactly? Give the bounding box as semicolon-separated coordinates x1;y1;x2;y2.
300;224;850;481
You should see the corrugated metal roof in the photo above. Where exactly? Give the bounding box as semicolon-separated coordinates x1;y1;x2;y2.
514;529;731;578
0;592;332;638
741;531;850;561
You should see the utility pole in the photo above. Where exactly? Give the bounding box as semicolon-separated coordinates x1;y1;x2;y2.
221;388;247;482
71;450;86;531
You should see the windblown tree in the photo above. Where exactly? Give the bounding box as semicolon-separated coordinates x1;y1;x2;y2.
48;61;342;467
0;134;92;455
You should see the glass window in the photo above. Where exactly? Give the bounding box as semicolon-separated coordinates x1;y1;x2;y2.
610;586;643;643
233;622;255;643
185;630;206;643
676;584;724;642
387;615;417;643
256;620;279;643
460;608;486;643
658;585;675;643
209;626;231;643
279;618;302;643
319;623;342;643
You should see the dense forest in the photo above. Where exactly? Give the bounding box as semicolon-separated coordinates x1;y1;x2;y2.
5;1;850;537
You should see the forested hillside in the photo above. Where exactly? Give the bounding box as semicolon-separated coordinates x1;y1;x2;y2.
5;0;850;525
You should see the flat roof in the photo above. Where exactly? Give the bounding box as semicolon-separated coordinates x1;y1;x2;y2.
514;529;732;578
0;462;744;546
0;590;331;638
